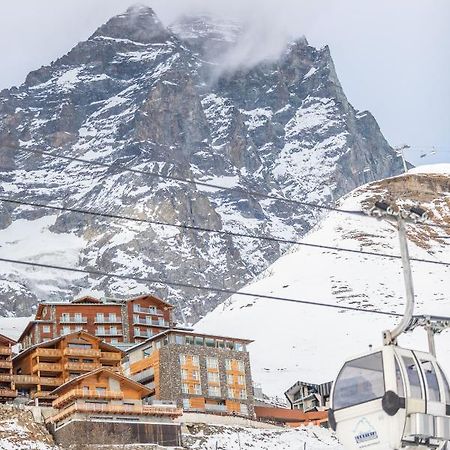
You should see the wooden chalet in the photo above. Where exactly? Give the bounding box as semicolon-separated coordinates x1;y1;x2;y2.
0;333;16;401
12;331;123;403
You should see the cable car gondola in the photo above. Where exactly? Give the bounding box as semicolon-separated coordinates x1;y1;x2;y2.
328;213;450;450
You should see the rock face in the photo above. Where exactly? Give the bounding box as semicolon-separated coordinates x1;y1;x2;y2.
0;6;404;321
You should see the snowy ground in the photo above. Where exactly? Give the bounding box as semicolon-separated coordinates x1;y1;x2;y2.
184;424;341;450
196;169;450;398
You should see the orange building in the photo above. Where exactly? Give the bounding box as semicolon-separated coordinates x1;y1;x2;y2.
18;294;175;349
0;333;16;401
46;368;183;447
125;330;255;417
12;331;123;403
254;405;328;427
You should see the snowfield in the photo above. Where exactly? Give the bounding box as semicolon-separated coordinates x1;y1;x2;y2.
196;171;450;398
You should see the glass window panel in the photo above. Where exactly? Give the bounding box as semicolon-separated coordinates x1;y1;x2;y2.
402;356;423;399
394;357;405;397
421;360;441;402
437;364;450;403
333;352;385;410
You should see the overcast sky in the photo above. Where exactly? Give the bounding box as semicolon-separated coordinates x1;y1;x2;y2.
1;0;449;165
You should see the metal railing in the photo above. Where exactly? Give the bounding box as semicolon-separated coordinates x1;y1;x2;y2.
53;389;124;408
133;317;170;327
46;402;183;424
130;368;154;383
95;330;123;337
59;317;88;324
94;317;122;324
132;306;163;316
205;404;227;412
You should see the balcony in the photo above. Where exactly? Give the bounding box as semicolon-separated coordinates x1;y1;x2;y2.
95;330;123;337
133;330;153;339
132;306;163;316
59;316;88;324
0;374;12;382
94;317;122;324
0;388;17;398
32;391;57;400
53;389;124;408
64;348;101;358
133;317;170;327
40;377;63;386
64;362;100;372
205;403;227;413
130;368;154;384
32;363;63;373
0;360;12;369
46;402;183;424
0;348;12;356
34;348;62;358
100;352;122;362
14;374;40;385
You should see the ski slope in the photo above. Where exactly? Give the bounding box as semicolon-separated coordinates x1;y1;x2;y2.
196;169;450;398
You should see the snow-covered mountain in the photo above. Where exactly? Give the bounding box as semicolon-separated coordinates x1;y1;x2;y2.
0;5;404;320
196;168;450;397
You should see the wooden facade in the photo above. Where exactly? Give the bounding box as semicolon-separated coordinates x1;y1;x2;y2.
46;368;182;429
0;333;16;400
12;331;123;403
19;294;174;349
126;330;255;417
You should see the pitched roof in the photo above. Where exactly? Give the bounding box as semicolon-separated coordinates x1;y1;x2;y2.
126;328;253;353
0;333;16;345
51;367;151;397
13;331;124;362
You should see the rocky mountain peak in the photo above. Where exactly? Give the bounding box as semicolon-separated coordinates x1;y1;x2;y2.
90;3;169;44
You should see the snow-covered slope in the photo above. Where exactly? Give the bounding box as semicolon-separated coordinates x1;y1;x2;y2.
0;6;403;321
196;171;450;397
184;424;341;450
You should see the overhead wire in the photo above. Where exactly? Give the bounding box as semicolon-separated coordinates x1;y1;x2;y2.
0;196;449;267
0;256;404;318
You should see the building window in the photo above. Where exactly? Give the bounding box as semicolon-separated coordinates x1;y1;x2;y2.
110;326;117;335
111;339;118;344
62;326;71;334
216;340;224;349
239;389;247;400
208;386;221;397
192;370;200;381
206;357;218;369
175;335;184;345
133;304;140;313
225;359;232;371
194;336;204;346
74;313;82;322
182;383;189;394
205;338;215;348
181;369;188;380
227;388;236;399
240;404;248;415
235;343;244;352
193;384;202;395
227;374;234;385
185;335;194;345
237;361;245;372
109;313;117;322
97;326;105;335
96;387;107;395
238;375;246;386
143;346;152;357
182;398;190;409
192;355;200;366
134;327;140;336
61;313;70;323
96;313;104;323
42;325;51;334
180;354;187;365
207;372;220;383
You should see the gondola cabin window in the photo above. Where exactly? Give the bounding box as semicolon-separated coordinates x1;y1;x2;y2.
333;352;385;410
420;360;441;402
402;356;423;399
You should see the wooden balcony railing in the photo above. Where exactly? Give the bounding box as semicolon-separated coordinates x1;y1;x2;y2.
32;363;63;373
0;374;12;382
46;402;183;424
64;348;101;358
0;348;12;356
0;361;12;369
14;374;40;385
100;352;122;361
0;388;17;398
64;362;100;372
34;348;62;358
32;391;57;399
53;389;124;408
40;377;63;386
